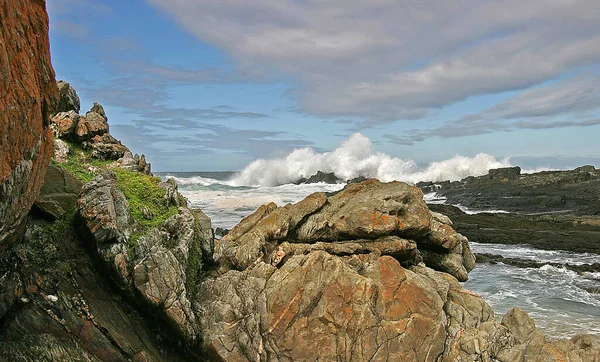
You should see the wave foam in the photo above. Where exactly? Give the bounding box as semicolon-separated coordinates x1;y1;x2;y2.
230;133;511;186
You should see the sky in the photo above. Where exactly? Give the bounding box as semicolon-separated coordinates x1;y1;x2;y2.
47;0;600;172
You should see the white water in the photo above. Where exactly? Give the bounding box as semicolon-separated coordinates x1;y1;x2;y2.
230;133;511;186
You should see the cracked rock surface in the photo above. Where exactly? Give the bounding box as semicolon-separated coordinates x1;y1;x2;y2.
199;180;600;361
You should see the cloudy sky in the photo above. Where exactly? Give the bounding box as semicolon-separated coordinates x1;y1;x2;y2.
48;0;600;171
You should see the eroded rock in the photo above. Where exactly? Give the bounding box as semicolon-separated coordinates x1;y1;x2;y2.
215;179;474;281
0;0;59;246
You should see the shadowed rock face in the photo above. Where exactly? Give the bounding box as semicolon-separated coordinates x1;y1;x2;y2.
0;0;59;247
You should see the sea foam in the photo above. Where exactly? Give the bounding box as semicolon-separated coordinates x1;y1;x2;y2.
230;133;511;186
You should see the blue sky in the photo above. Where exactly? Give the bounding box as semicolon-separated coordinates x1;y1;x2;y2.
47;0;600;172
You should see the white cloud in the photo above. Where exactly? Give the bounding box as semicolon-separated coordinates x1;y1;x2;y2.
145;0;600;121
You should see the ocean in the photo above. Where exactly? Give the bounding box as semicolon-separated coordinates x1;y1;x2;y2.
156;170;600;339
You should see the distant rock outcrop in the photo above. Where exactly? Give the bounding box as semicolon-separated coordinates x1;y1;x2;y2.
49;84;151;173
0;0;59;246
419;166;600;215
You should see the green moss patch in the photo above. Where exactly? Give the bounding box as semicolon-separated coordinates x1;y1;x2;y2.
113;169;179;242
52;141;111;183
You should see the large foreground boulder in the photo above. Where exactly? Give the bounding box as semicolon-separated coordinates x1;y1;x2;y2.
199;180;599;361
0;0;58;246
215;179;475;281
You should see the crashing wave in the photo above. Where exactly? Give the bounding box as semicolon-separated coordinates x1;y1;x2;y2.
230;133;511;186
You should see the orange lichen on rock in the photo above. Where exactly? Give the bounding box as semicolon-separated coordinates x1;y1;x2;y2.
0;0;59;245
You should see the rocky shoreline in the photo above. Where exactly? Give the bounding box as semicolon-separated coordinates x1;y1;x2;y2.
1;2;600;361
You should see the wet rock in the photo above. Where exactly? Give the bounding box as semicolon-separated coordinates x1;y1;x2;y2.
56;80;80;113
33;165;83;220
420;166;600;215
347;175;370;184
0;0;59;246
214;227;230;238
297;170;341;184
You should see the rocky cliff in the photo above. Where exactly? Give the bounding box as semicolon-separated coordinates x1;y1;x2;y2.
0;0;58;247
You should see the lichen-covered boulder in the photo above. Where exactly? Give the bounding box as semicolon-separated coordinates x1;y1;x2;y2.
131;208;201;341
215;179;474;281
76;111;109;141
0;0;59;246
50;110;79;139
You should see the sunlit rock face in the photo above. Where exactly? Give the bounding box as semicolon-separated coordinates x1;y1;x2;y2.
0;0;59;248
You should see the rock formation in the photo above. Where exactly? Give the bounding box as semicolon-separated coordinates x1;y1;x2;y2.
49;85;152;173
197;181;600;361
0;0;59;246
1;3;599;360
419;166;600;215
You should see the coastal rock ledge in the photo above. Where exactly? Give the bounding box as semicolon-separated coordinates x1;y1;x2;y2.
199;180;600;361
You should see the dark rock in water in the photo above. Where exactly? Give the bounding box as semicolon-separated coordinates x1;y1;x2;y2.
475;253;600;273
295;170;341;184
488;166;521;180
347;174;370;184
429;204;600;254
32;165;83;220
214;227;230;238
56;80;80;113
419;166;600;215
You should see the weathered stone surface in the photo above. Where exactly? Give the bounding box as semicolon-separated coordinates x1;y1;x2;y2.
53;139;71;163
132;208;200;341
77;171;131;246
56;80;80;113
198;250;600;361
419;166;600;215
0;0;59;246
86;134;130;160
90;102;107;121
76;112;109;141
215;180;474;280
160;178;185;207
33;165;83;220
50;110;80;139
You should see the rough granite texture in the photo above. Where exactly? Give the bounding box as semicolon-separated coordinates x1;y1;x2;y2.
0;0;59;246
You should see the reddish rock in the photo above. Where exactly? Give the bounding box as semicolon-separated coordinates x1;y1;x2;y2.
50;111;79;139
0;0;59;246
76;112;109;141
